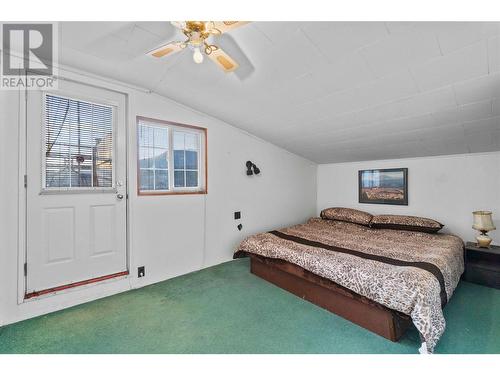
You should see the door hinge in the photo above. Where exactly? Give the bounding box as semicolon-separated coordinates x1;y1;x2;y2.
24;262;27;276
24;175;27;188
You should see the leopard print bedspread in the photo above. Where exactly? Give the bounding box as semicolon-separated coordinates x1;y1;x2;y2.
235;218;464;352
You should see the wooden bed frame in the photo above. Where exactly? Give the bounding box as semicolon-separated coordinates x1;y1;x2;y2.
249;254;412;341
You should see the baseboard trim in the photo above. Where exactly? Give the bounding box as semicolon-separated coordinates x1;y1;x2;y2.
25;271;129;299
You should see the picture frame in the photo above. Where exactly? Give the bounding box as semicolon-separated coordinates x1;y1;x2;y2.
358;168;408;205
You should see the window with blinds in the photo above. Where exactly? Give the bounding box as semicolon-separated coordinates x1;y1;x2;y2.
44;94;114;189
137;117;206;195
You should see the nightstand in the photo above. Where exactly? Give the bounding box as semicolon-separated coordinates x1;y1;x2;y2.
464;242;500;289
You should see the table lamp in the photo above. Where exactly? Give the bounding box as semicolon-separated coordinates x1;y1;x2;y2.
472;211;496;248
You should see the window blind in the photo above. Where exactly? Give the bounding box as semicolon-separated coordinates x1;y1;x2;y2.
45;94;114;189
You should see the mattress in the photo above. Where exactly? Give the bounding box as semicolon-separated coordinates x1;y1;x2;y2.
234;217;464;352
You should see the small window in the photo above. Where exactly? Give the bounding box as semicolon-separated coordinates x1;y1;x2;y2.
174;131;200;188
44;94;114;190
138;125;169;191
137;117;207;195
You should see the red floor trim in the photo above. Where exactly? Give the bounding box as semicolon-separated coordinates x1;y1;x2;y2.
25;270;129;299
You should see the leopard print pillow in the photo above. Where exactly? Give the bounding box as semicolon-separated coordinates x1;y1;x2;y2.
370;214;444;233
320;207;373;226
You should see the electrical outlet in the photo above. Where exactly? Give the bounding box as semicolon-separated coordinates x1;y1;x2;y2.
234;211;241;220
138;266;145;278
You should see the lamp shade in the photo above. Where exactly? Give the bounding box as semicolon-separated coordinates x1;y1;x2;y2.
472;211;496;231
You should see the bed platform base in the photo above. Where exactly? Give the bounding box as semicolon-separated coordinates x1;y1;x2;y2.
250;255;411;342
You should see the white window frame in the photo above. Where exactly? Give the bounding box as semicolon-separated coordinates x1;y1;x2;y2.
137;116;207;195
41;92;118;194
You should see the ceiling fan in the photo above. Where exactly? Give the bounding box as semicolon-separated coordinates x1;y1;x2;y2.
147;21;250;72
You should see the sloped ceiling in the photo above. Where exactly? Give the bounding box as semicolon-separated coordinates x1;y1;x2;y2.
60;22;500;163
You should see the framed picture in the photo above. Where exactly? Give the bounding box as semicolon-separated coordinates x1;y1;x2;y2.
358;168;408;205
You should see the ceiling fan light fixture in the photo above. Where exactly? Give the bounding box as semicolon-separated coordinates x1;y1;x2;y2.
149;21;250;72
193;47;204;64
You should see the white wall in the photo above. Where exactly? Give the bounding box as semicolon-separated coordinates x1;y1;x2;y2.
0;68;317;326
317;152;500;244
128;91;317;285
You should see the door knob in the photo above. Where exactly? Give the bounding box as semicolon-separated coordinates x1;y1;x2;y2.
117;194;124;200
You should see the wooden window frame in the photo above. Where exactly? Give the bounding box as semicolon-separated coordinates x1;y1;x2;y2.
136;116;207;196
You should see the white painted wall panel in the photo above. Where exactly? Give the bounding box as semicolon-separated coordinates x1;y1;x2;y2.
0;68;316;326
317;152;500;245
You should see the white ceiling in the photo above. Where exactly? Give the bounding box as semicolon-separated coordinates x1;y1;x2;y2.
59;22;500;163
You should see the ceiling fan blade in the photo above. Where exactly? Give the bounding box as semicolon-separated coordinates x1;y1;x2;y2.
209;21;250;34
148;42;184;58
207;48;239;72
217;34;255;80
170;21;186;30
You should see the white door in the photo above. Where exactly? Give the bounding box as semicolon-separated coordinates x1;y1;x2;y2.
26;80;127;295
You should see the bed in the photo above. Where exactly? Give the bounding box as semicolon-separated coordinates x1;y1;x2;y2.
234;211;464;353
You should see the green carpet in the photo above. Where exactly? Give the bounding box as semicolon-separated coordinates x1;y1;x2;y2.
1;258;499;354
